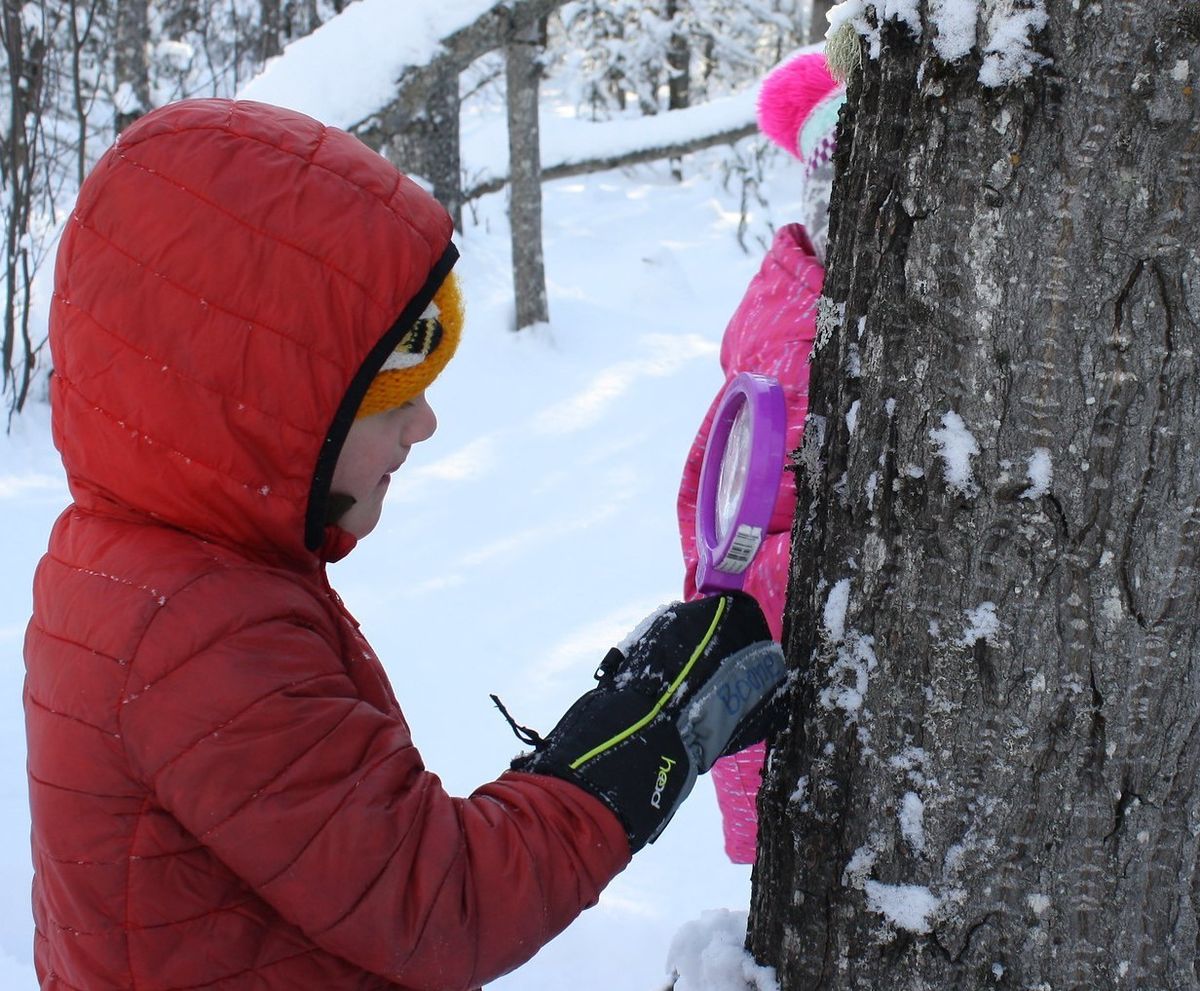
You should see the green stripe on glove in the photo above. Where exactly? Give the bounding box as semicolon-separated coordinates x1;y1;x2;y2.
511;591;786;851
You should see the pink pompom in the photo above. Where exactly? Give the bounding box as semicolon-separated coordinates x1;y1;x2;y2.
756;52;841;160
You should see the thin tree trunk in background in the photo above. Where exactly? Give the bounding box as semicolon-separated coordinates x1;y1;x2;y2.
506;17;548;330
113;0;150;132
424;64;463;229
67;0;89;186
666;0;690;110
352;0;572;224
260;0;282;60
750;2;1200;988
804;0;837;45
665;0;689;181
0;0;43;417
375;62;463;229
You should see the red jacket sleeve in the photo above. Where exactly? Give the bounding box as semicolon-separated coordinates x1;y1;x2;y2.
119;573;630;991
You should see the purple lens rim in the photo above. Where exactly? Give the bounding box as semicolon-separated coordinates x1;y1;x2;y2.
695;372;787;593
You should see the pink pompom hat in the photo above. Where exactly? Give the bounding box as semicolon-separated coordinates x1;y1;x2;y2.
756;50;846;177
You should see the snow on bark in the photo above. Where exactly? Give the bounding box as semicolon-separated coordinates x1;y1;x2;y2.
928;410;980;496
1020;446;1053;499
818;633;877;716
957;602;999;646
898;790;927;853
863;880;942;933
823;578;852;641
929;0;977;60
826;0;1050;86
978;0;1049;87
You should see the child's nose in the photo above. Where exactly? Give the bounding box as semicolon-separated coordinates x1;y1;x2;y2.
404;394;437;444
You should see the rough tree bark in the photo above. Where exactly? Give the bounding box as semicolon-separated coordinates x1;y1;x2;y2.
749;3;1200;989
506;17;549;330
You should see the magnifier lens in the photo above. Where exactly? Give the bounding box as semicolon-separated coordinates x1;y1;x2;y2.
715;401;752;539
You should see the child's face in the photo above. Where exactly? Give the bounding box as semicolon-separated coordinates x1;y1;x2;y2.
330;393;437;538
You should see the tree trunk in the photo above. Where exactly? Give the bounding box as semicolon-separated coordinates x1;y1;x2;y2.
749;3;1200;989
1;0;43;417
666;0;690;111
804;0;838;45
506;17;548;330
259;0;282;61
373;62;463;229
113;0;150;132
665;0;689;181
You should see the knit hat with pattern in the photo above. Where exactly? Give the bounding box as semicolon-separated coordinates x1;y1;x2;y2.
756;51;846;262
356;271;464;419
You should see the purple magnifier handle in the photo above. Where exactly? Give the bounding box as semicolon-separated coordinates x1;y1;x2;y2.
695;372;787;594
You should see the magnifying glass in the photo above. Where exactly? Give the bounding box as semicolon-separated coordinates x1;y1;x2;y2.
695;372;787;594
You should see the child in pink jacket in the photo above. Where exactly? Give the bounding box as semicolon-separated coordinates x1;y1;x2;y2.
677;51;846;864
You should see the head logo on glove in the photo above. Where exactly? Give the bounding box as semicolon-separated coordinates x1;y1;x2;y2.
650;756;678;810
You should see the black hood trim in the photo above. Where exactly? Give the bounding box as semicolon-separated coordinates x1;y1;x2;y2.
304;241;460;551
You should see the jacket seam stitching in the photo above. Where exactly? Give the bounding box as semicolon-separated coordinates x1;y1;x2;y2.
255;738;417;892
111;148;393;317
56;372;306;508
26;694;120;739
146;671;343;793
40;550;169;601
66;215;344;369
309;763;432;939
153;947;321;990
56;298;325;441
123;796;151;991
193;699;358;839
396;834;467;977
121;120;441;260
115;566;237;752
25;620;127;665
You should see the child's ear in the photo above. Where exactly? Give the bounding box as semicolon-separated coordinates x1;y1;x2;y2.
325;492;358;526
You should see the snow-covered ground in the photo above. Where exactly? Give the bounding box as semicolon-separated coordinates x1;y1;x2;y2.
0;58;807;991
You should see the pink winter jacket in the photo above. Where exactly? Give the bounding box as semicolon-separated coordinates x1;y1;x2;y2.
677;223;823;863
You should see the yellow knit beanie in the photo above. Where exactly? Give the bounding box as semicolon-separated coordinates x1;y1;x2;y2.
356;271;464;419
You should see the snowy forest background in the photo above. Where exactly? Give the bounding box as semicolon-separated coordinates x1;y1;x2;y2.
0;1;833;988
0;0;828;415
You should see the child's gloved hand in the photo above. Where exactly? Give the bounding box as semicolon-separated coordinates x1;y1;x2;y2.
510;591;786;852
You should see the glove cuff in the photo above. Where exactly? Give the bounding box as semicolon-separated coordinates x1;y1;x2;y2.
514;701;697;852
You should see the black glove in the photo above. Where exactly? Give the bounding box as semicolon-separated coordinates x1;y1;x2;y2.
509;591;786;852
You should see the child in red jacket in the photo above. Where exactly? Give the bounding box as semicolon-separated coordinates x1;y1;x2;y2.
24;99;784;991
677;52;846;864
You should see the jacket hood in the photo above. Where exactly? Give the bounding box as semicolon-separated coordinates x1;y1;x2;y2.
49;99;456;568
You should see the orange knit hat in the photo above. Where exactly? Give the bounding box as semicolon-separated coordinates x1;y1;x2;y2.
356;271;464;419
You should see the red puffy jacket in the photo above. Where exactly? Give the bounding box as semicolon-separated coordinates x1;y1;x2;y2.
24;100;629;991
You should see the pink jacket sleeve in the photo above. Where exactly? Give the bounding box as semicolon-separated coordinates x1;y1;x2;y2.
677;222;824;863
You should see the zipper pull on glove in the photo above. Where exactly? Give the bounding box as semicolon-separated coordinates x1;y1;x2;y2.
511;591;785;852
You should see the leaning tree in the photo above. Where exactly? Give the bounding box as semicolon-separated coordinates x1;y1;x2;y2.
749;2;1200;987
